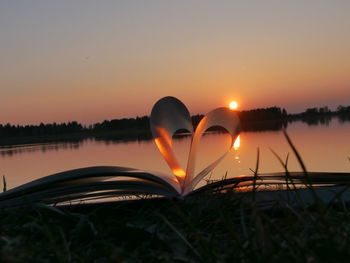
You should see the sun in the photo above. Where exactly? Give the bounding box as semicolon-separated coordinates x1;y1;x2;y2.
229;101;238;110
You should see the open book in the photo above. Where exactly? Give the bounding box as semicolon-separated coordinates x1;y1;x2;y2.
0;97;241;208
1;97;350;209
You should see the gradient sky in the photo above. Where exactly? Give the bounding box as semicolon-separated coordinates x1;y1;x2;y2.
1;0;349;125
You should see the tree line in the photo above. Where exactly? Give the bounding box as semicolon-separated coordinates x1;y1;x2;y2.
0;105;349;144
0;121;84;138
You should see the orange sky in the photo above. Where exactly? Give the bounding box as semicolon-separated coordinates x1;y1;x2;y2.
0;1;349;125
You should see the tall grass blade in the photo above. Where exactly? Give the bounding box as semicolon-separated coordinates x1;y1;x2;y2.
159;214;202;260
270;148;292;202
283;130;307;175
283;130;325;207
252;148;260;202
2;175;6;192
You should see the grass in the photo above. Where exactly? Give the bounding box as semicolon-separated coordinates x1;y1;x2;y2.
1;194;350;262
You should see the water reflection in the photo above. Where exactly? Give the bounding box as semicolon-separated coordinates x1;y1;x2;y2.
93;133;152;144
296;116;332;126
289;114;350;126
1;116;349;158
0;119;349;190
0;141;84;157
233;135;240;150
0;132;196;157
338;114;350;123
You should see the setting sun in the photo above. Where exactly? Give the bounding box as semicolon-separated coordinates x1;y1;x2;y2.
229;101;238;110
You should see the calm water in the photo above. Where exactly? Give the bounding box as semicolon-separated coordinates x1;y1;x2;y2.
1;119;349;190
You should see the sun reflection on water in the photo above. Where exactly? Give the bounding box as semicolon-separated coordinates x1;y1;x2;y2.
233;135;240;150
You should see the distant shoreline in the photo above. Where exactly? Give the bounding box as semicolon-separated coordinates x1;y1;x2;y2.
0;106;349;147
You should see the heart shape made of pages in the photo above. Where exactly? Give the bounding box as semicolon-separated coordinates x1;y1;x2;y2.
150;96;240;195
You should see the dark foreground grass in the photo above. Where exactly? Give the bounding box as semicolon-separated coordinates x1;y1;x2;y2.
1;193;350;263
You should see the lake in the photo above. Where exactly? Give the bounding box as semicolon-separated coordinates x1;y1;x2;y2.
0;118;349;190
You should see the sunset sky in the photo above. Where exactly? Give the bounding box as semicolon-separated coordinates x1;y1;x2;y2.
1;1;349;125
